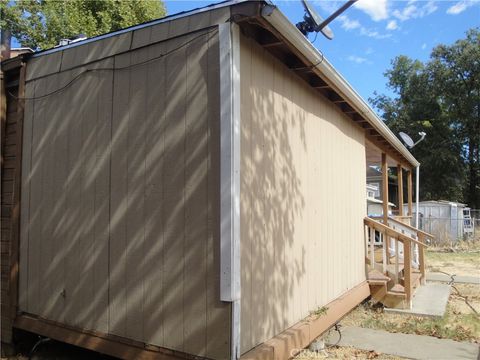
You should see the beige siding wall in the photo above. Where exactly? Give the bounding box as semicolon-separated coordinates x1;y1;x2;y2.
19;29;230;359
240;35;367;353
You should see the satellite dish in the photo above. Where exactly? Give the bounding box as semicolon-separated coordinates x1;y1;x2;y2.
399;131;427;148
297;0;334;39
399;132;415;148
296;0;358;40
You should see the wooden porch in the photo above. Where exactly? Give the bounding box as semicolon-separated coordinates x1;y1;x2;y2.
365;143;434;309
364;216;433;309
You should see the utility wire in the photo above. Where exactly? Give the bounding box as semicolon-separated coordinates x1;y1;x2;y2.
325;323;343;348
10;29;217;102
436;270;479;315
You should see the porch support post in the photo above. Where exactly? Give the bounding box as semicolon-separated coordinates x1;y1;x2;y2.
382;153;389;224
397;165;404;217
407;169;413;218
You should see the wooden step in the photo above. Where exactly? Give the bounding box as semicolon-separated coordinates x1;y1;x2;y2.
401;271;422;289
367;269;390;284
383;289;407;309
367;270;390;304
389;284;405;293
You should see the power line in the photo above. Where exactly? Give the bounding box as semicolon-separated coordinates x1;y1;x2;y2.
10;29;217;101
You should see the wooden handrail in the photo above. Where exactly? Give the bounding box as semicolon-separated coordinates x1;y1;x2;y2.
364;216;427;307
387;216;435;240
364;217;429;248
364;216;433;247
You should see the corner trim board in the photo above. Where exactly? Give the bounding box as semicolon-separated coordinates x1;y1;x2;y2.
219;21;241;360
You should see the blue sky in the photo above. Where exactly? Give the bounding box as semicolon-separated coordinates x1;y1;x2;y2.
165;0;480;102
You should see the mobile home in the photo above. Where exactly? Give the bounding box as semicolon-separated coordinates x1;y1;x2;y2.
1;1;431;359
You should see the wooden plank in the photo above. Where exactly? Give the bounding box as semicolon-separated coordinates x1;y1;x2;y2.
2;71;8;164
14;314;182;360
109;52;131;337
162;34;186;351
79;62;98;331
239;32;253;353
403;239;412;307
183;29;209;356
250;40;266;347
9;62;25;328
407;170;413;217
62;67;82;327
28;76;48;316
92;59;113;334
418;233;426;285
124;46;148;343
382;153;389;224
143;40;167;347
49;70;69;325
398;165;404;216
40;71;58;321
18;80;34;314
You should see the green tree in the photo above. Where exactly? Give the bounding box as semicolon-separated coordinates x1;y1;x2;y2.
429;28;480;208
0;0;166;50
370;55;466;203
372;28;480;207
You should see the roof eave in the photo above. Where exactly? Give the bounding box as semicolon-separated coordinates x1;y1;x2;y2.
260;5;420;168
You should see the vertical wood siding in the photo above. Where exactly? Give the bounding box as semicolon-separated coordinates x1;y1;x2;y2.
19;29;230;359
239;35;367;353
1;66;21;342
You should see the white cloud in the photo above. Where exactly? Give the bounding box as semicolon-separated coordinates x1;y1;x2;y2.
313;0;340;14
338;15;361;30
354;0;389;21
386;20;398;30
337;14;391;40
424;1;439;15
392;0;438;21
360;27;391;39
348;55;368;64
446;1;477;15
421;43;427;50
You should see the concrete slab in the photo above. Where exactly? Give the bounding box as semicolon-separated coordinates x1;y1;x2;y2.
327;326;480;360
385;283;451;318
427;272;480;285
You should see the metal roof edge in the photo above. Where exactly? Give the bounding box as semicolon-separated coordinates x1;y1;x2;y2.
260;5;420;168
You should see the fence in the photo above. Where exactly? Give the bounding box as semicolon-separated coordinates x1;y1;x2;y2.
410;211;478;245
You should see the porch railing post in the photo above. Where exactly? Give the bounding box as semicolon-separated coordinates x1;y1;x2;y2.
407;170;413;223
404;238;412;308
382;153;389;224
418;233;426;285
370;226;375;269
398;165;404;217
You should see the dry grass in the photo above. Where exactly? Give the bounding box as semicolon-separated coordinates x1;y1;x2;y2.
340;283;480;344
293;346;406;359
426;237;480;277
